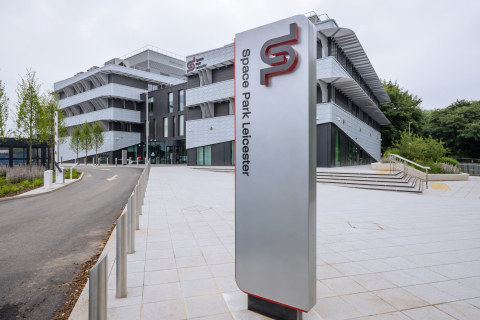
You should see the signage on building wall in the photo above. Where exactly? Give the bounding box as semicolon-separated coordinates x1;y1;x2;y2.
186;56;208;73
234;15;317;312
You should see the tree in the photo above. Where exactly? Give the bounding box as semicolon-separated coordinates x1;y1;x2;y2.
91;121;104;165
39;89;66;169
0;80;9;142
379;80;424;153
69;126;82;164
427;100;480;158
80;121;93;164
12;69;43;167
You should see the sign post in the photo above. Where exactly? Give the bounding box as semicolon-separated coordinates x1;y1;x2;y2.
54;111;64;184
235;15;316;318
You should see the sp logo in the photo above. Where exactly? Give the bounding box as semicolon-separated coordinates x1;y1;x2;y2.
187;57;196;72
260;23;299;86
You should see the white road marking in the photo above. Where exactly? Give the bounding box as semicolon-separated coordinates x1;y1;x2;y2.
107;175;118;181
101;169;111;171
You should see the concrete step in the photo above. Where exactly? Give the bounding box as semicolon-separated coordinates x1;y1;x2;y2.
318;181;423;193
316;171;404;180
316;176;418;188
316;174;411;184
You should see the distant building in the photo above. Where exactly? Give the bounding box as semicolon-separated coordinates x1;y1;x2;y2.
0;138;50;167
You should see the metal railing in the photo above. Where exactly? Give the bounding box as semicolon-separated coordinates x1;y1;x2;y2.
89;159;151;316
388;154;431;189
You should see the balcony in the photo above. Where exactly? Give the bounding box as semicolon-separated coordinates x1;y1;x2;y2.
316;57;390;125
59;83;145;110
54;63;185;92
64;108;141;127
185;79;234;107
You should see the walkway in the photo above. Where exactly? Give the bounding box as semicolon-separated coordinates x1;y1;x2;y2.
70;166;480;319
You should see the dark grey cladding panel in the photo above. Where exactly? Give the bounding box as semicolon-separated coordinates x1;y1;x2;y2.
187;107;202;121
316;86;322;104
335;88;349;111
214;101;229;117
211;143;225;166
224;141;232;165
317;123;332;167
187;148;196;166
108;74;148;90
187;74;200;89
316;40;322;59
212;65;234;84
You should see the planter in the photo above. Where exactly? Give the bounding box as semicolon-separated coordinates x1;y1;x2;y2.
371;163;470;181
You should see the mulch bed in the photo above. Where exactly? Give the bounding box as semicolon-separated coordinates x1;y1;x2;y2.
0;184;44;198
51;207;124;320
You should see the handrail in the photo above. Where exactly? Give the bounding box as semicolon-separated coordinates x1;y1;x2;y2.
388;154;430;190
389;154;430;170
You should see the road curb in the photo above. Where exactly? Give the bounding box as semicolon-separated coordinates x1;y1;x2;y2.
0;172;85;203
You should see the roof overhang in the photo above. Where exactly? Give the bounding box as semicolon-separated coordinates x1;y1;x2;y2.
318;27;390;105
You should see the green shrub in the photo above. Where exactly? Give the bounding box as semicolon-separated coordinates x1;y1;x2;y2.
2;186;11;194
32;178;43;187
22;180;30;187
10;186;19;193
391;131;448;162
437;157;459;166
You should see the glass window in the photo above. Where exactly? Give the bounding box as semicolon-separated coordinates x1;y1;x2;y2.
123;100;126;109
13;159;26;165
168;92;174;113
33;148;42;158
179;115;184;136
196;147;204;165
134;102;137;111
173;116;177;137
148;97;154;116
204;145;211;165
0;147;9;159
178;90;184;111
163;117;168;137
13;148;27;158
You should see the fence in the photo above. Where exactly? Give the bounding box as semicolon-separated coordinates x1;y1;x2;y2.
458;163;480;176
89;160;151;319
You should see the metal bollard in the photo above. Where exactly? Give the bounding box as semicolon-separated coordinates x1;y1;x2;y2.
89;254;108;320
107;158;109;166
134;187;139;230
127;194;136;254
116;210;127;298
115;158;117;166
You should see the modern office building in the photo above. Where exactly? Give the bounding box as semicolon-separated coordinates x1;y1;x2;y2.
55;46;186;164
54;12;389;167
184;12;390;167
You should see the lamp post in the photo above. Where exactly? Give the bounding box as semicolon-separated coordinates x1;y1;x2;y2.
144;91;149;163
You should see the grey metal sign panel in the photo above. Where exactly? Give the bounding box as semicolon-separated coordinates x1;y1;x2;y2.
235;15;317;312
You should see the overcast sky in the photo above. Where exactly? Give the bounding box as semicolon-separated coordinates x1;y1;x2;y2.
1;0;479;129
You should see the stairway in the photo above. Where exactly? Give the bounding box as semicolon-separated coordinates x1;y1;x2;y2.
316;171;423;193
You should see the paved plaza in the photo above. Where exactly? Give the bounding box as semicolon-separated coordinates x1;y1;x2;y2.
69;166;480;320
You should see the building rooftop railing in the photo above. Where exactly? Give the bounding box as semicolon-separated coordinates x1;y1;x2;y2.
119;45;186;62
304;11;331;23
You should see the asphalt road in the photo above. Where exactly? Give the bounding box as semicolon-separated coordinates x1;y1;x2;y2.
0;166;142;320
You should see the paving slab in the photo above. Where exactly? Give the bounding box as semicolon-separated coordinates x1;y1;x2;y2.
68;166;480;319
